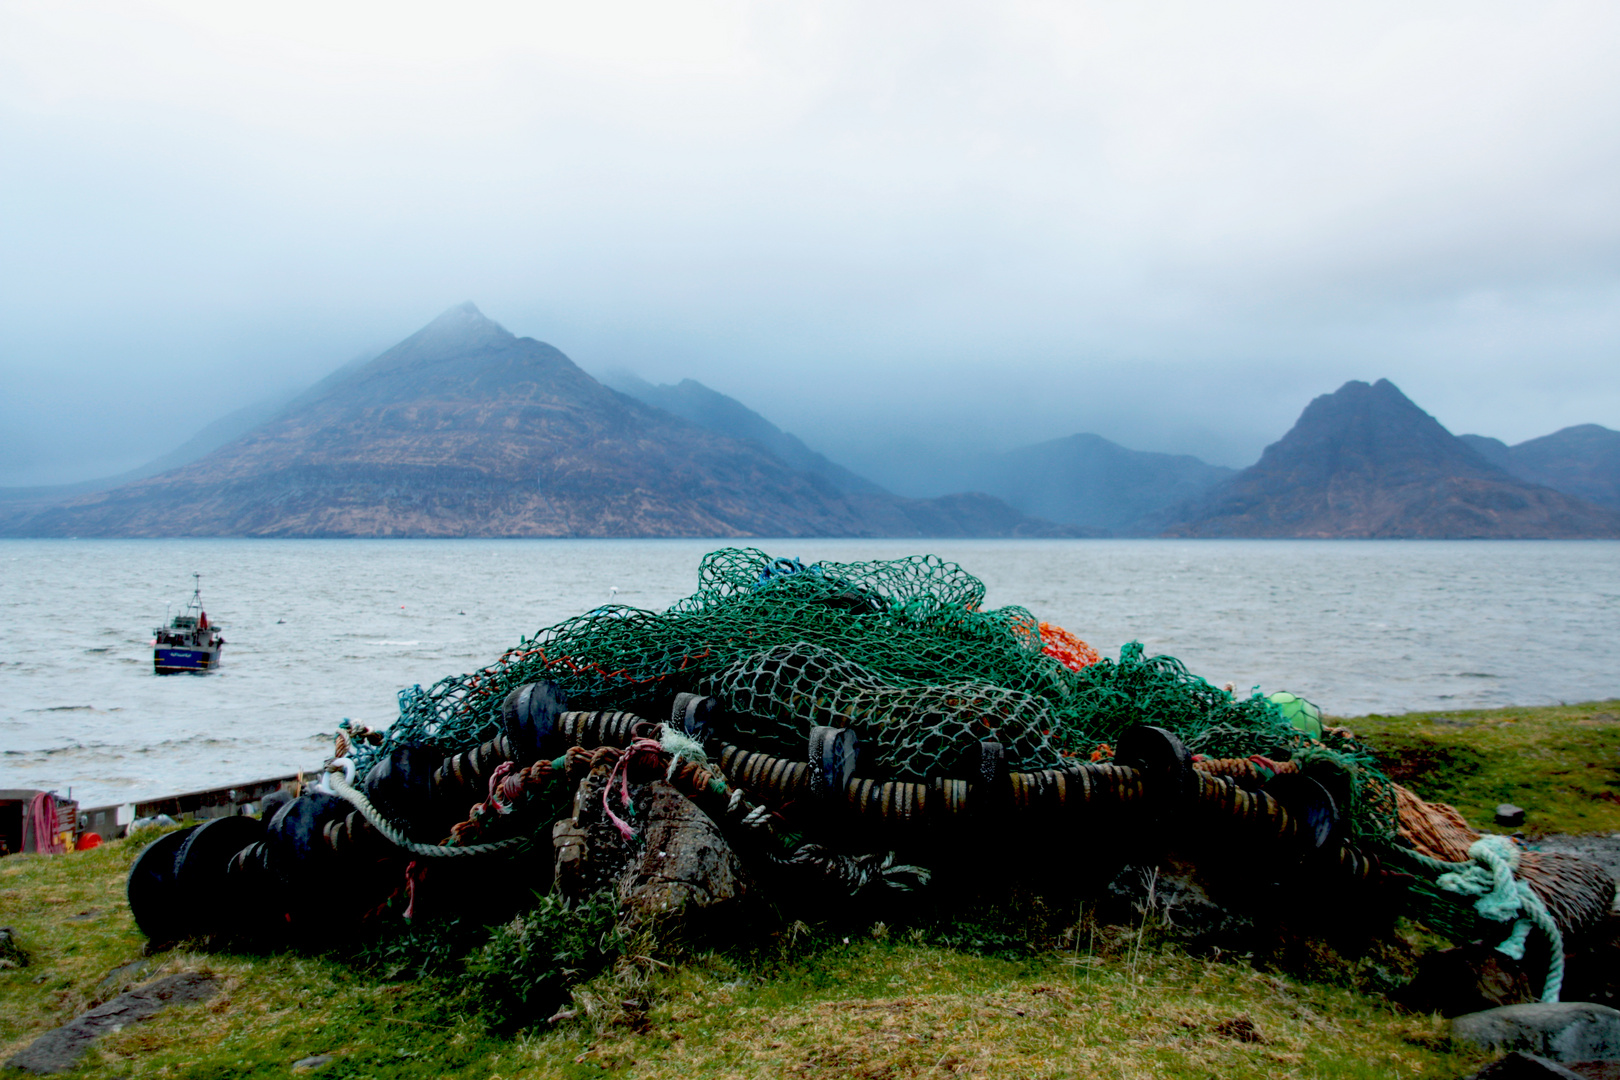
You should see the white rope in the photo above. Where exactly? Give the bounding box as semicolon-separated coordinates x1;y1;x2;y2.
659;723;709;780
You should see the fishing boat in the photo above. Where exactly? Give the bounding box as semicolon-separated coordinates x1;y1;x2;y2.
153;573;224;674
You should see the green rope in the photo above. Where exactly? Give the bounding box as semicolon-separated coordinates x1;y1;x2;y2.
1390;837;1564;1002
326;770;530;859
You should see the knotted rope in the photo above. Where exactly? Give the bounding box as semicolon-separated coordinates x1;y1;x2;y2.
1404;835;1565;1002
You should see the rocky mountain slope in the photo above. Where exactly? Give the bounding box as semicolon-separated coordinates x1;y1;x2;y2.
1162;379;1620;538
2;305;1075;538
1460;425;1620;511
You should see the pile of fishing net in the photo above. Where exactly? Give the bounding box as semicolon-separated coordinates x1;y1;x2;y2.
359;548;1396;841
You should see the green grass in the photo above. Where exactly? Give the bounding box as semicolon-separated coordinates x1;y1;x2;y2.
1345;698;1620;836
2;834;1488;1079
8;696;1617;1078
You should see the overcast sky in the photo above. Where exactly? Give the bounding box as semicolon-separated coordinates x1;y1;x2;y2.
3;1;1618;489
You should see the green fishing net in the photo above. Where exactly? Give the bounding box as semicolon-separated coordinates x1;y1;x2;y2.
353;547;1395;840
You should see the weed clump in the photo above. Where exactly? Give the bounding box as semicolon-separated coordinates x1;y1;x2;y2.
465;890;623;1024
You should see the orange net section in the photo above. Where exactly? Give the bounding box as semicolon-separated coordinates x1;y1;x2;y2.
1038;622;1101;672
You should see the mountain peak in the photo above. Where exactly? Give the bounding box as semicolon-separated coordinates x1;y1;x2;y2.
421;300;510;337
1162;378;1620;537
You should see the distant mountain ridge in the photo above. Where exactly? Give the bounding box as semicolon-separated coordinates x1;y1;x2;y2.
1163;379;1620;538
963;433;1235;533
0;304;1079;539
601;373;886;496
601;375;1234;533
9;308;1618;541
1459;425;1620;510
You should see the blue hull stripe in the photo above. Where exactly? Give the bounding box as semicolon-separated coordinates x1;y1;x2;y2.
155;648;218;670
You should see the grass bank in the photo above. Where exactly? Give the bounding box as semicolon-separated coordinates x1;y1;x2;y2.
8;696;1619;1078
1345;698;1620;836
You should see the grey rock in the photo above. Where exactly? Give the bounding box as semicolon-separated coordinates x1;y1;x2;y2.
292;1054;333;1071
1453;1002;1620;1062
1465;1051;1586;1079
1499;804;1529;827
1102;860;1257;947
615;781;750;933
4;972;218;1074
92;958;155;1003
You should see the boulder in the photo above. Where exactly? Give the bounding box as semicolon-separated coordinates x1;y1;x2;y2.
616;781;750;932
553;767;750;934
1464;1051;1586;1079
1498;804;1529;828
1453;1003;1620;1063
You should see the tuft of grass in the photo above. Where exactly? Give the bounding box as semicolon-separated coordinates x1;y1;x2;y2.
1345;698;1620;836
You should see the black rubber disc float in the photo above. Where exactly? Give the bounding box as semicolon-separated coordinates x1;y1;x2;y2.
127;824;201;943
973;740;1010;820
362;745;441;831
807;726;860;800
263;792;352;884
501;681;566;760
172;815;268;936
1263;773;1342;852
672;693;724;746
1115;726;1195;801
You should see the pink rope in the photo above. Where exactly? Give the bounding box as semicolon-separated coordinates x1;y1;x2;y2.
28;793;63;854
402;860;426;920
601;737;664;842
486;761;516;814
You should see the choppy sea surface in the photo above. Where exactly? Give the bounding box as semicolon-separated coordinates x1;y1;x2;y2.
2;538;1617;807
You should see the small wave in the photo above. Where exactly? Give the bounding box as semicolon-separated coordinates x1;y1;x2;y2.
366;640;421;647
29;705;100;713
83;647;112;654
1456;672;1502;679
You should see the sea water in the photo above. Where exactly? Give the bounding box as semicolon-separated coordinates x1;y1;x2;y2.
2;538;1617;807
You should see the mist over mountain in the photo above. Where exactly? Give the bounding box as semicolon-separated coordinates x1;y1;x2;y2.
1163;380;1620;538
961;434;1235;534
600;373;886;496
8;303;1619;542
599;370;1238;532
0;305;1077;539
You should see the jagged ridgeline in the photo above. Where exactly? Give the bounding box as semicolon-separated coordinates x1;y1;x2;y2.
363;548;1394;838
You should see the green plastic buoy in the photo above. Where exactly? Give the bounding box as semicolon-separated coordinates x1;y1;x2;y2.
1267;691;1324;739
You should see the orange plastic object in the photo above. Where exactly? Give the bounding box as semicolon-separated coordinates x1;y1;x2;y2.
75;832;102;851
1038;622;1101;672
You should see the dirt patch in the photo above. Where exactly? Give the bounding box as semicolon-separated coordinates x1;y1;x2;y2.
1371;739;1486;791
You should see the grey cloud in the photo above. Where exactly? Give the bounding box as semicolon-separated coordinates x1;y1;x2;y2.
1;1;1617;486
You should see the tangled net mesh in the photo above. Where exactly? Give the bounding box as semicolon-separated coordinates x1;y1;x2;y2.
356;548;1396;841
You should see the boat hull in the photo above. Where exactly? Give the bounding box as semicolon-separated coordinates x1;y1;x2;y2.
154;646;222;674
